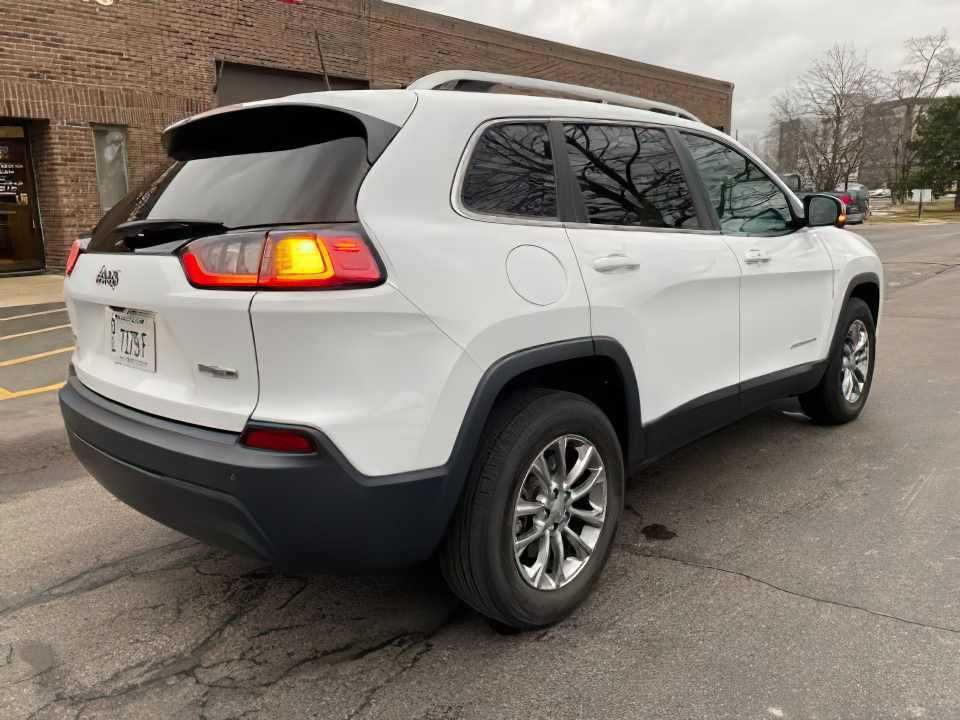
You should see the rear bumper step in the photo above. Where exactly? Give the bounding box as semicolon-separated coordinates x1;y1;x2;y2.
59;376;450;572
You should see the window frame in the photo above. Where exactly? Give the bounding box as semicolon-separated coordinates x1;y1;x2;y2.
453;118;566;227
91;124;130;213
676;129;804;238
452;116;723;235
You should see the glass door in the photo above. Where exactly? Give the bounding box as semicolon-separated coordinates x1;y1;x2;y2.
0;125;44;273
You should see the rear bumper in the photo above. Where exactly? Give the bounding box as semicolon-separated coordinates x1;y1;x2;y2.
59;376;451;572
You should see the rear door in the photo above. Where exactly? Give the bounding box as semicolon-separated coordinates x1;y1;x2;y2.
66;103;404;431
560;122;742;454
679;132;835;389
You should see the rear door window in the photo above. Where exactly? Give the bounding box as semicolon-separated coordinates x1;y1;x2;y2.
461;123;557;219
563;124;700;229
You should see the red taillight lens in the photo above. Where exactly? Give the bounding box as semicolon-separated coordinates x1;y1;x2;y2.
841;194;852;206
240;427;316;453
65;239;83;276
179;228;382;290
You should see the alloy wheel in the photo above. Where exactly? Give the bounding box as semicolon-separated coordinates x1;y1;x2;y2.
841;319;870;403
512;434;607;590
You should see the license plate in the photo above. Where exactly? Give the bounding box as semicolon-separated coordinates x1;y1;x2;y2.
107;308;156;372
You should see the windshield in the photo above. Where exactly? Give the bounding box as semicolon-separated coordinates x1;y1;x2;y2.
88;136;369;253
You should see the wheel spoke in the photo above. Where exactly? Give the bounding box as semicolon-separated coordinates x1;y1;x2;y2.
565;444;596;490
567;504;604;527
515;499;546;517
561;525;593;559
530;453;552;493
854;330;867;352
550;529;566;585
570;468;604;503
530;532;551;588
515;522;546;553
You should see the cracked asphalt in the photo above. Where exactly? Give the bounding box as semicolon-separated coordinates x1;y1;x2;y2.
2;222;959;719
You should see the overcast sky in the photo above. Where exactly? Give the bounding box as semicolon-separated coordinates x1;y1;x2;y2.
394;0;960;141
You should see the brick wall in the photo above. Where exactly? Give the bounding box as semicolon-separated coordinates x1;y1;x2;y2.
0;0;733;270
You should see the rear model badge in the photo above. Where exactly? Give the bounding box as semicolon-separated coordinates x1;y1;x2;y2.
96;266;120;289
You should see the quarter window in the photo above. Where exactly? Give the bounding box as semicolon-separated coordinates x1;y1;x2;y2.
682;133;793;236
564;124;699;229
461;123;557;218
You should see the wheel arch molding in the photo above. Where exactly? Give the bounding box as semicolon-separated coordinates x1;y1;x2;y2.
439;337;644;511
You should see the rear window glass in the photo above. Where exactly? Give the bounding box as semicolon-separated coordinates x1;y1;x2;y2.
89;136;368;252
461;123;557;219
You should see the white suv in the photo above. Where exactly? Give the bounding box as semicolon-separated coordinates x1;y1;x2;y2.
60;71;882;629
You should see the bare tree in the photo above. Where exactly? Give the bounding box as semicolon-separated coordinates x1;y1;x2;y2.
883;30;960;201
774;44;882;191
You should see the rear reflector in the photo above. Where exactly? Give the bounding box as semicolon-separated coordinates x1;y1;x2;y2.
240;427;316;453
65;239;83;276
179;227;383;290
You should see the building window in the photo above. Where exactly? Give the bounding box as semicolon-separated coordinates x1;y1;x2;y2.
93;126;129;211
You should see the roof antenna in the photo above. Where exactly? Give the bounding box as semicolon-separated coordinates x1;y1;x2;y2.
314;30;333;91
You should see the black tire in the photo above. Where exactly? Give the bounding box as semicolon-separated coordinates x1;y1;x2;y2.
439;389;624;630
800;298;876;424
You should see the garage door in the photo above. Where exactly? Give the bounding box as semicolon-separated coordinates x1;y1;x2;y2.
215;62;369;106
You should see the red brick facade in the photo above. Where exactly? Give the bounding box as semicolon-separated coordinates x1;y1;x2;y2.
0;0;733;271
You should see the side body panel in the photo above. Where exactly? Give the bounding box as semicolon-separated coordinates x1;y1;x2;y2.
723;228;836;381
340;93;591;473
564;226;742;423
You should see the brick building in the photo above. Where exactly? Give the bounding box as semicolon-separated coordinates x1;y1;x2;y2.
0;0;734;274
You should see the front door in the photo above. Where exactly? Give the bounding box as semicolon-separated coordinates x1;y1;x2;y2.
679;132;835;386
0;125;44;273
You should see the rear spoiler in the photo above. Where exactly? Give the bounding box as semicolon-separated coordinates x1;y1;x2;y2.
162;102;403;165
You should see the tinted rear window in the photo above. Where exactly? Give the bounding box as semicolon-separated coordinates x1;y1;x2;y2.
564;124;700;229
461;123;557;219
89;126;369;252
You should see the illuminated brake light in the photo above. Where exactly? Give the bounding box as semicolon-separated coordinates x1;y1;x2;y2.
65;239;83;276
241;427;316;453
179;227;383;290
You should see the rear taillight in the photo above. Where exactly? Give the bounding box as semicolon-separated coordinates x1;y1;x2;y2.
240;427;316;453
65;239;83;276
179;227;383;290
841;194;852;207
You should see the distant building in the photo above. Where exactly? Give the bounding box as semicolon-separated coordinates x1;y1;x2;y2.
0;0;733;274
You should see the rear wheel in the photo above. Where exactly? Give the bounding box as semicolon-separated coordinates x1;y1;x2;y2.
440;389;624;629
800;298;876;424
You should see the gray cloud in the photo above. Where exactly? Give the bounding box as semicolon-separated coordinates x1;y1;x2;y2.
395;0;960;140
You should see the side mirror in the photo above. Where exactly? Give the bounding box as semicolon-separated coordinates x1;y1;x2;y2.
804;194;847;229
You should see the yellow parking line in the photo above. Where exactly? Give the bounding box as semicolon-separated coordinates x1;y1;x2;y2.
0;308;68;322
0;324;71;341
0;382;65;400
0;346;74;367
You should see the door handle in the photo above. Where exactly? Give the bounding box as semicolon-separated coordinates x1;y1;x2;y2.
593;254;640;273
744;249;771;265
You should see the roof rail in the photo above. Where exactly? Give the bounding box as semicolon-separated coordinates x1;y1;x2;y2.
408;70;702;123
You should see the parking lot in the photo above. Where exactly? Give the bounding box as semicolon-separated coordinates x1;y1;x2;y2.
1;222;959;719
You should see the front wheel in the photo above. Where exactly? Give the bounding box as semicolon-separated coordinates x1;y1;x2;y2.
800;297;876;424
440;390;624;630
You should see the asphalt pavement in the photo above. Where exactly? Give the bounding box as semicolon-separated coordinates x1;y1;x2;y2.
1;222;959;719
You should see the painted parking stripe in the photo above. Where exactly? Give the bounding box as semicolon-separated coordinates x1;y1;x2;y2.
0;324;71;342
0;382;65;401
0;346;74;367
0;308;68;322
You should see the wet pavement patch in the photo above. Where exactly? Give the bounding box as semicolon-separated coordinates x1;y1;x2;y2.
641;524;677;541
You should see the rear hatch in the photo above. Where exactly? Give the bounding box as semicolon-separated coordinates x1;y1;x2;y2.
65;99;410;431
